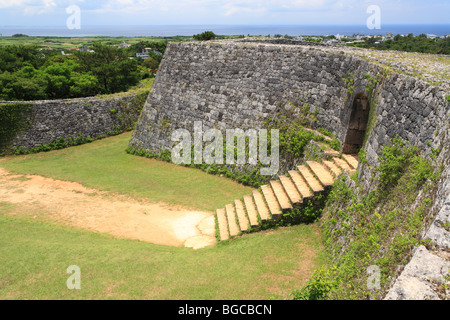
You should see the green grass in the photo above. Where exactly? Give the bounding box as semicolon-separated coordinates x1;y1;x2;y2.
0;204;324;300
0;35;247;51
0;132;254;212
0;36;190;51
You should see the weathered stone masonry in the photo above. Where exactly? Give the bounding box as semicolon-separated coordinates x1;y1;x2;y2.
130;40;449;299
130;40;448;168
0;90;148;153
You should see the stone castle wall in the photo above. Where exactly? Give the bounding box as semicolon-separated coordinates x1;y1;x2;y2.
130;40;449;299
0;90;148;153
130;40;449;169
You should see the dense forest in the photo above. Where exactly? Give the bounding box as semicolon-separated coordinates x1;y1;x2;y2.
0;41;166;101
347;33;450;55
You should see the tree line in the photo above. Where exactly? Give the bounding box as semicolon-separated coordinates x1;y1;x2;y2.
347;33;450;55
0;41;166;101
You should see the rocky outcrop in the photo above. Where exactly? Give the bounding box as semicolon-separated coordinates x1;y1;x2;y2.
385;148;450;300
385;246;449;300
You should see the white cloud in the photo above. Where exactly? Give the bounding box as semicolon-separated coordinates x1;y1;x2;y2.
0;0;447;25
0;0;31;8
0;0;61;15
223;5;266;17
280;0;328;9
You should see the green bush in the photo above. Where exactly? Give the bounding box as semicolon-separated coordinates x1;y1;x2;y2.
376;137;418;190
292;267;338;300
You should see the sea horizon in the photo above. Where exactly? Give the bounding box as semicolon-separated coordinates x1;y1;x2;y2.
0;24;449;38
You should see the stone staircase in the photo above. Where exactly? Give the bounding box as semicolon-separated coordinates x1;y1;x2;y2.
215;154;359;241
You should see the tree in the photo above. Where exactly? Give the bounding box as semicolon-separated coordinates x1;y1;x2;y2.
193;31;217;41
143;57;158;68
0;45;44;73
69;72;100;97
131;41;167;55
0;71;46;101
75;43;140;94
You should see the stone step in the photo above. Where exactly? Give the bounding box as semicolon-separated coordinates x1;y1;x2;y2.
288;170;313;199
261;185;282;218
270;180;293;210
298;165;324;193
342;154;359;169
306;161;335;187
323;160;343;177
333;157;353;172
225;204;240;237
243;195;259;227
216;208;229;241
235;199;250;232
252;190;271;221
279;175;302;204
317;142;340;157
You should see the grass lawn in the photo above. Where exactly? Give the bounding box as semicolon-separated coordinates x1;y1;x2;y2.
0;133;326;299
0;132;254;212
0;203;324;300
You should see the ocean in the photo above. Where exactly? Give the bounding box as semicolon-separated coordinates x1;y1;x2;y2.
0;24;449;37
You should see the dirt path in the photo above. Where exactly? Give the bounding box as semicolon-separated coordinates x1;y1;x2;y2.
0;167;216;249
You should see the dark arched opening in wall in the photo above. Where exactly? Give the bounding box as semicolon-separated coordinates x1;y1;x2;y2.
342;93;370;154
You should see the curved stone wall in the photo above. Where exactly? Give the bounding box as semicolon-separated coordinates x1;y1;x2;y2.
130;40;449;168
129;42;449;300
0;90;148;154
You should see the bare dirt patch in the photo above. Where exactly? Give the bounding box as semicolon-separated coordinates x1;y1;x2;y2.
0;167;216;249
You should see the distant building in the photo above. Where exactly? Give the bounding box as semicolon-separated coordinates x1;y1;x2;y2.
426;34;438;39
135;47;163;59
136;52;150;59
118;42;131;48
326;39;342;45
346;40;365;44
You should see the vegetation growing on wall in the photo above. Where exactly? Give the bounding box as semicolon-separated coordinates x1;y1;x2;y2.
361;70;388;148
343;72;355;96
0;103;32;155
292;137;442;300
1;89;149;156
263;100;341;162
127;99;341;188
111;90;150;133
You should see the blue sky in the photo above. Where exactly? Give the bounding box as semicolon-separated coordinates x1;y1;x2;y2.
0;0;449;26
